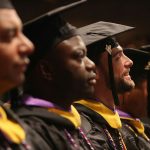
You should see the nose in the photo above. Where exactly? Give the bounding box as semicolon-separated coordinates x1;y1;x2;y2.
84;56;96;72
18;33;34;56
124;55;133;68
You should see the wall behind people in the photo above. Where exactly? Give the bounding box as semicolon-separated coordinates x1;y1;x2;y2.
12;0;150;48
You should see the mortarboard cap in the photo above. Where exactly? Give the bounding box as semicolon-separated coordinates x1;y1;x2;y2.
79;21;134;65
24;0;86;76
140;45;150;53
124;48;150;78
78;21;134;47
0;0;14;9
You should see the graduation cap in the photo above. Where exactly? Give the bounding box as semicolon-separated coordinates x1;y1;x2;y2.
24;0;86;76
124;48;150;117
0;0;14;9
78;21;134;47
124;48;150;77
78;21;134;106
140;45;150;53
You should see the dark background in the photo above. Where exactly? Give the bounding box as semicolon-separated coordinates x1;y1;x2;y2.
12;0;150;48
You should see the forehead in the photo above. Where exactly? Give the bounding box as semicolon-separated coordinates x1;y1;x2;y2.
111;45;123;55
56;35;86;52
0;9;22;30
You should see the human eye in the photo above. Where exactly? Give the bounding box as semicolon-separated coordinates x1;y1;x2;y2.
73;49;85;61
0;28;17;42
113;51;122;60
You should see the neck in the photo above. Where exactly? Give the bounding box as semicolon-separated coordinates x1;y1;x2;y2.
93;78;115;110
25;85;75;111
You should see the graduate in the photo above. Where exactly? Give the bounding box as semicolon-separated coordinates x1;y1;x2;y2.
0;0;48;149
74;21;135;149
117;48;150;149
11;1;97;149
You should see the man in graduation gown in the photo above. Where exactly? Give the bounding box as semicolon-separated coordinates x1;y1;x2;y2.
11;1;97;150
74;21;136;150
117;48;150;149
0;0;49;149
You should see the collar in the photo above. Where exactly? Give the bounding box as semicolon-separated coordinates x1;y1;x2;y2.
0;107;25;144
75;99;122;128
22;95;81;128
48;105;81;128
117;109;149;141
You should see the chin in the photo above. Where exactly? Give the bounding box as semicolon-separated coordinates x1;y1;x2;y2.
126;79;135;88
117;79;135;93
13;74;25;87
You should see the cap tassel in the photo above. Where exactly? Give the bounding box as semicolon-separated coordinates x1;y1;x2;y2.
147;70;150;117
106;45;119;106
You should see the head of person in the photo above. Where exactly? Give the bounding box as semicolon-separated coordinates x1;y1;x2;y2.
0;0;34;95
23;1;96;102
78;21;135;105
119;48;150;117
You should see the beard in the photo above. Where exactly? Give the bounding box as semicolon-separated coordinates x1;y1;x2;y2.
115;75;135;93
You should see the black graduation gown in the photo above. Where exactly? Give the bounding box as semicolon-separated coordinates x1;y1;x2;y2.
74;103;126;150
13;105;92;150
0;106;49;150
119;119;150;150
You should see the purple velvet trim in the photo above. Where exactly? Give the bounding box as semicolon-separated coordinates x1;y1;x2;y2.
117;109;140;121
21;95;71;111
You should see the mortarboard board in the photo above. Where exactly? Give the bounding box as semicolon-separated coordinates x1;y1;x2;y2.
124;48;150;75
23;0;86;76
124;48;150;117
78;21;134;47
140;45;150;53
78;21;134;106
0;0;14;9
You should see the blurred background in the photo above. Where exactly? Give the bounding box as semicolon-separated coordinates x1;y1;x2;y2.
12;0;150;48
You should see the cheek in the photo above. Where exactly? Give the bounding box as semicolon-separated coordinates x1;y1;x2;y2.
113;61;124;77
0;53;13;69
0;48;17;72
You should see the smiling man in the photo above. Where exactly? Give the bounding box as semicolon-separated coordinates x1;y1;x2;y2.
117;48;150;150
74;21;135;149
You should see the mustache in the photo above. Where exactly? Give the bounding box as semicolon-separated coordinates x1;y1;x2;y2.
123;69;130;76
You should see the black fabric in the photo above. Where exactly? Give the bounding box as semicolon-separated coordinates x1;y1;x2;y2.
119;120;150;150
78;21;134;46
108;53;119;106
0;105;49;150
13;105;91;150
74;103;126;150
0;0;14;9
23;1;85;77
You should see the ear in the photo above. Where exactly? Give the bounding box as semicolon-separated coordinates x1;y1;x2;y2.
39;60;53;81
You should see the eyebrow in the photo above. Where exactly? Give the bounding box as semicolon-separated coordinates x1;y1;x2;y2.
0;25;17;32
112;49;123;57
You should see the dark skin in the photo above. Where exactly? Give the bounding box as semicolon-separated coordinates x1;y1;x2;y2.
25;35;96;110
